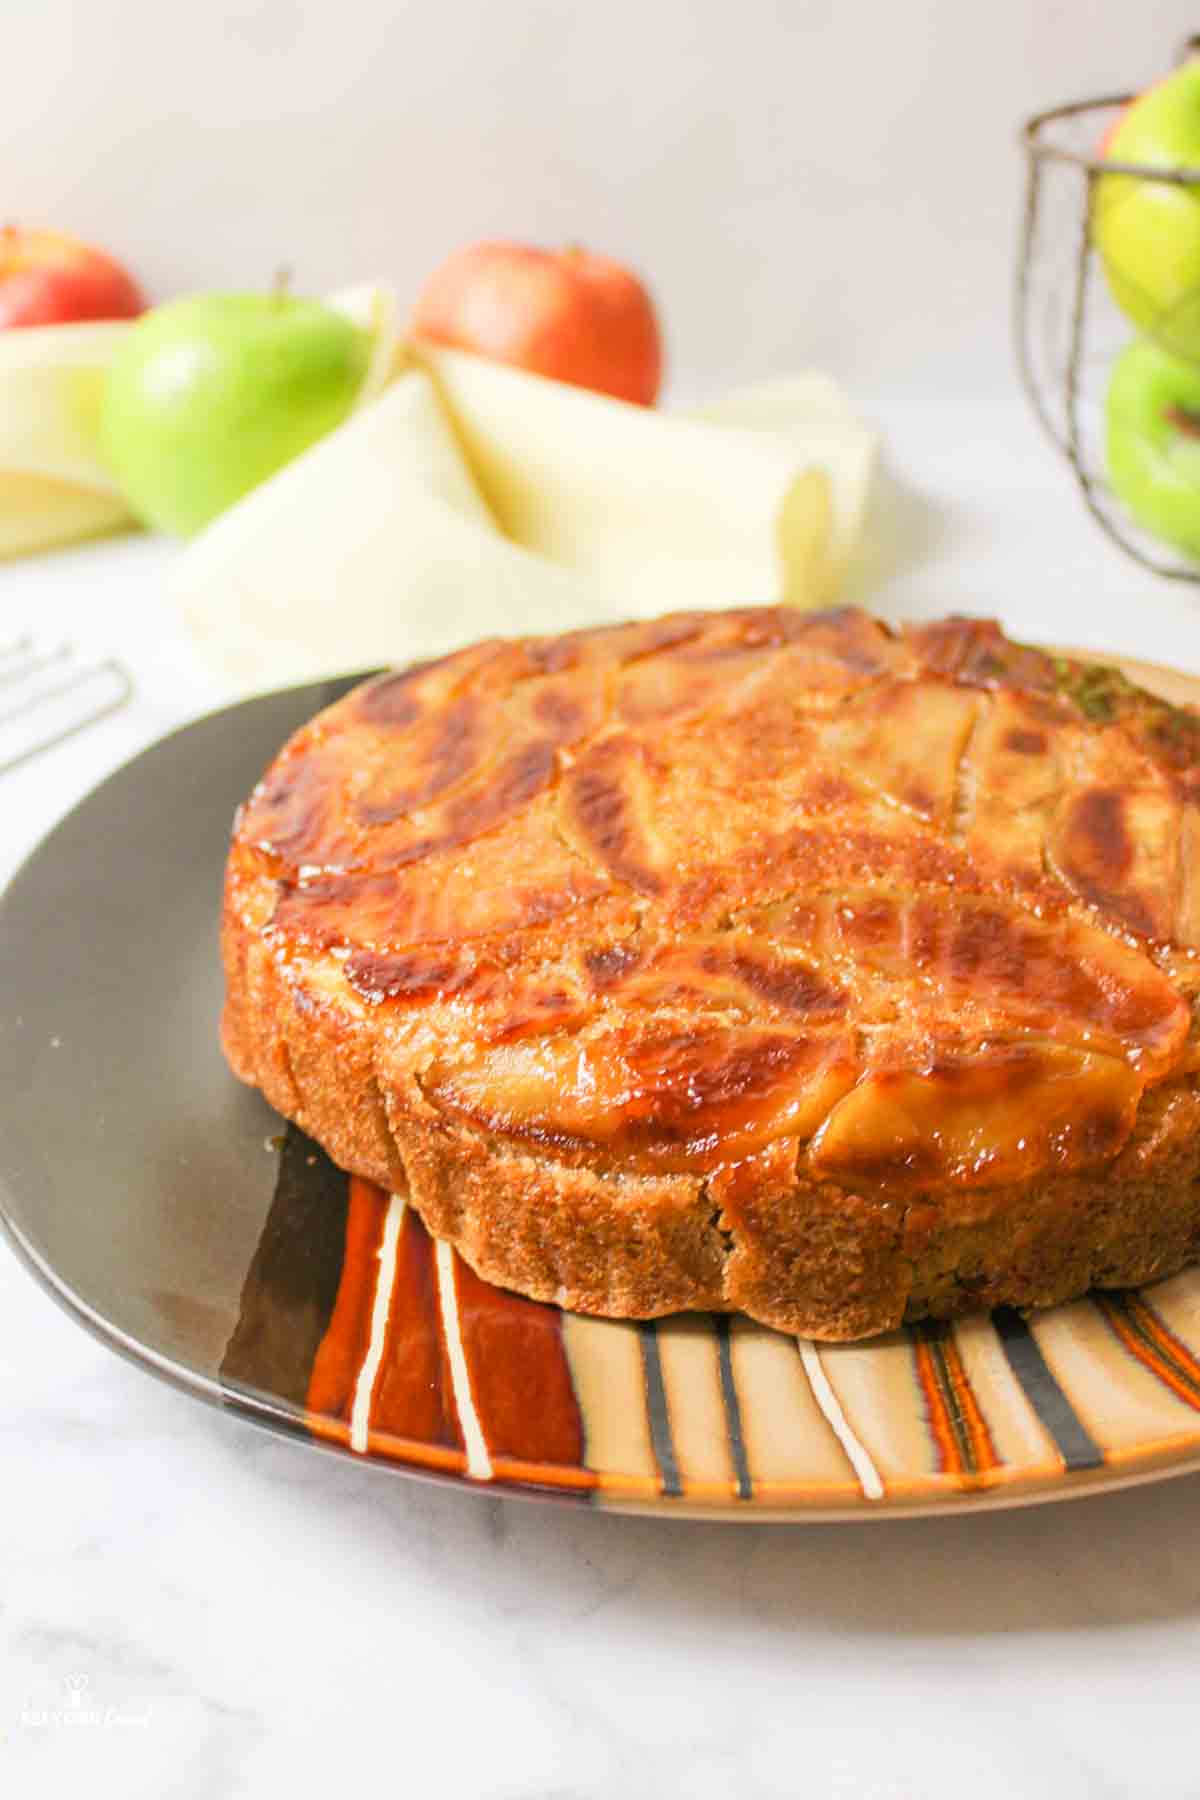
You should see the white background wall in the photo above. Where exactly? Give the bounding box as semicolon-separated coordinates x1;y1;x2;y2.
6;0;1196;394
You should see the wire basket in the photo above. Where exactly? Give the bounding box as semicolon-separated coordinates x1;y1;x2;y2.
1016;51;1200;582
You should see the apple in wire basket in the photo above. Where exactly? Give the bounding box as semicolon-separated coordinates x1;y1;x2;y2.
1094;56;1200;364
1106;336;1200;561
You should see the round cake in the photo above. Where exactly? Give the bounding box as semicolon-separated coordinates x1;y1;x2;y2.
220;605;1200;1339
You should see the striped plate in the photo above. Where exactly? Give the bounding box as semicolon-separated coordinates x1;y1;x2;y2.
4;654;1200;1520
221;648;1200;1517
218;1125;1200;1518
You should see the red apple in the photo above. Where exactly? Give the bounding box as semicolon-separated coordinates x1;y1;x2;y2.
0;226;146;330
410;241;663;406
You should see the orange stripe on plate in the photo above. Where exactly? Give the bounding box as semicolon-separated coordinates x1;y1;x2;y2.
451;1248;590;1475
1095;1292;1200;1412
307;1175;390;1435
307;1182;465;1455
306;1186;598;1491
370;1208;463;1451
913;1324;1001;1480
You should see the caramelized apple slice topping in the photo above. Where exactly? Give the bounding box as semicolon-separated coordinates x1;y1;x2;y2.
824;679;980;825
558;731;668;895
425;1025;858;1173
768;886;1187;1078
611;933;849;1024
965;689;1068;885
810;1041;1141;1188
1048;775;1181;942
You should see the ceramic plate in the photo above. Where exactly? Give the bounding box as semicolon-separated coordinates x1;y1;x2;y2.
5;661;1200;1522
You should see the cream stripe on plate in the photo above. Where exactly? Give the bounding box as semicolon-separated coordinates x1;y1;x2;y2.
950;1314;1059;1471
727;1319;857;1490
435;1238;494;1481
561;1314;659;1491
1031;1298;1200;1452
798;1340;885;1500
1135;1269;1200;1354
349;1191;406;1454
655;1316;737;1491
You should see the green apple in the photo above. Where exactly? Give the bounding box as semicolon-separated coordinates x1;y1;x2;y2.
1106;337;1200;560
101;291;370;535
1093;60;1200;363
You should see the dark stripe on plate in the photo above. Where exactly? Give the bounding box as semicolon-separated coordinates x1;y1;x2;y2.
638;1320;683;1498
221;1124;350;1406
994;1308;1105;1472
715;1317;754;1500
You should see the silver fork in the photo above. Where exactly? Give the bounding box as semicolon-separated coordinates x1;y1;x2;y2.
0;635;133;777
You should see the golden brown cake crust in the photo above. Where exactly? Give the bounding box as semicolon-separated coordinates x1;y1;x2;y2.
220;606;1200;1339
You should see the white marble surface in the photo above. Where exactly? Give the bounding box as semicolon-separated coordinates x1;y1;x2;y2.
6;381;1200;1798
